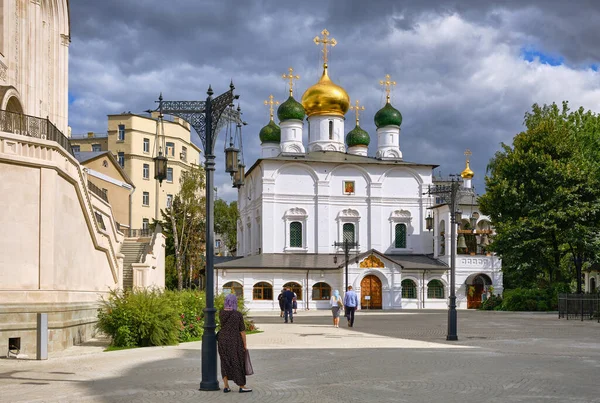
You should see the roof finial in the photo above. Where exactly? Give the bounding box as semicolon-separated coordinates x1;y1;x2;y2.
313;29;337;68
349;99;365;126
461;149;474;179
379;74;396;104
282;67;300;97
264;95;280;121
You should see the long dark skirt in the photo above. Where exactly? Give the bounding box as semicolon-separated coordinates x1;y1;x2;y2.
218;310;246;386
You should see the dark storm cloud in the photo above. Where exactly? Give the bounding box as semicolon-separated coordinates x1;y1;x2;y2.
68;1;600;200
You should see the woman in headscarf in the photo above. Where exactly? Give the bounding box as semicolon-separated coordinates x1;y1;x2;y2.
218;293;252;393
329;289;343;328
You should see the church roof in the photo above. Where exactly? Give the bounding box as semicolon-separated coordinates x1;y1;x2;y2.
215;252;448;271
246;151;438;177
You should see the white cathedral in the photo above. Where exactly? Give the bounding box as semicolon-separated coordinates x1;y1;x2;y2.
216;30;502;311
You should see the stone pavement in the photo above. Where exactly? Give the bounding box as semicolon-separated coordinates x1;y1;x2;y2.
0;310;599;403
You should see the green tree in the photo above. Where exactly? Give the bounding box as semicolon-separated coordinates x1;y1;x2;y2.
161;166;206;290
480;102;600;291
214;199;239;255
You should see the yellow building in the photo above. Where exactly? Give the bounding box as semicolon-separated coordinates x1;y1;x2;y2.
106;112;201;230
69;132;109;153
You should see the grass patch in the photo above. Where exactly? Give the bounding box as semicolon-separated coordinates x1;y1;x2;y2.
104;345;138;352
246;330;264;335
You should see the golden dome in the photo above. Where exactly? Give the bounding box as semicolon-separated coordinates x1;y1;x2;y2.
301;64;350;118
461;160;474;179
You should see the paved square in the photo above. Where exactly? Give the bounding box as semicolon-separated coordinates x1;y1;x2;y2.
0;310;599;403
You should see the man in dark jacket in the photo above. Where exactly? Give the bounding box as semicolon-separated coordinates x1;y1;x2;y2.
277;289;285;317
282;286;295;323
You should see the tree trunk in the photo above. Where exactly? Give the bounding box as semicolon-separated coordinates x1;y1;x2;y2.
170;214;183;291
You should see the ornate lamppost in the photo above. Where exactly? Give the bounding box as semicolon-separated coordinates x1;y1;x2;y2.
153;83;244;391
334;240;359;292
427;174;471;341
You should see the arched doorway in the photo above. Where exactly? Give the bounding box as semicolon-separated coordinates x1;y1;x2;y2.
465;273;492;309
591;277;596;293
6;96;24;114
360;275;382;309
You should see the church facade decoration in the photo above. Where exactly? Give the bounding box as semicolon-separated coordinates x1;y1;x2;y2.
360;255;384;268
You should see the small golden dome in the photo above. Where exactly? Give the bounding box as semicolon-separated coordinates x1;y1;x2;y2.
301;64;350;118
461;161;474;179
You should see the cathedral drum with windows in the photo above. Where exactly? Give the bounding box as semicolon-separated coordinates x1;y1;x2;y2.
215;29;502;311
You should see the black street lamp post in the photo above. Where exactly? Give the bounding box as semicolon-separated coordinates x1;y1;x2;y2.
334;240;359;291
427;175;469;341
154;84;243;391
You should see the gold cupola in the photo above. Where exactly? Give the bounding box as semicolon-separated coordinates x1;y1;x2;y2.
301;29;350;118
301;64;350;117
461;149;474;179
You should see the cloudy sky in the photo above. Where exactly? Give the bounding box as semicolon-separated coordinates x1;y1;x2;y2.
68;0;600;201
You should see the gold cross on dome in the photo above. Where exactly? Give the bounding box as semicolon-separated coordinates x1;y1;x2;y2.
313;29;337;65
464;148;472;162
349;100;365;126
379;74;397;104
282;67;300;97
264;95;280;121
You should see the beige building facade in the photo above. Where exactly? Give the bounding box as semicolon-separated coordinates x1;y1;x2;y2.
69;132;108;153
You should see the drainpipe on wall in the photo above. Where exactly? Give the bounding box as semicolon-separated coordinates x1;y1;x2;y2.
422;270;425;309
306;270;310;311
128;186;136;229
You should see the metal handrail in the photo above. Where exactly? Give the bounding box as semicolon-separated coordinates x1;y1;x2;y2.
87;180;109;203
0;109;73;156
558;293;600;322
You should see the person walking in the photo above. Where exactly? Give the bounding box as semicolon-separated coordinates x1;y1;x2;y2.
218;294;252;393
282;286;295;323
330;289;343;327
277;289;285;318
292;291;298;314
343;285;358;327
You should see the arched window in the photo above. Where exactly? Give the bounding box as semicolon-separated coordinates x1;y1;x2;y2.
591;277;596;293
312;282;331;300
401;279;417;299
343;223;355;243
329;120;333;140
395;224;407;248
283;282;303;300
253;282;273;300
223;281;243;298
427;280;445;299
289;222;302;248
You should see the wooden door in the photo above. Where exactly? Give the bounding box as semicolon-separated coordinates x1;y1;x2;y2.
467;284;484;309
360;275;382;309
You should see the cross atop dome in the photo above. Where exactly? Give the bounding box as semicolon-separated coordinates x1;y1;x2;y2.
264;95;280;121
313;29;337;66
350;100;365;126
282;67;300;97
380;74;397;104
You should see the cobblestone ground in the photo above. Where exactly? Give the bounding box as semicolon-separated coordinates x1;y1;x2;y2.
0;310;599;403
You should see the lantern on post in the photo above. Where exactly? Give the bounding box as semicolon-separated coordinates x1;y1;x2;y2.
425;213;433;231
225;144;239;174
233;162;245;188
154;152;168;184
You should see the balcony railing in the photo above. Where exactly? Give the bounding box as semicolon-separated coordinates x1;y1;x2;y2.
87;180;109;203
0;109;73;156
121;228;154;238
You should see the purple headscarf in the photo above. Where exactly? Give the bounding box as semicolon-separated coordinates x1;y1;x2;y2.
224;293;238;311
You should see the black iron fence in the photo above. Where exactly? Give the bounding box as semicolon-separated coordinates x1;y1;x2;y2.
87;180;109;203
558;293;600;322
121;228;153;238
0;109;73;156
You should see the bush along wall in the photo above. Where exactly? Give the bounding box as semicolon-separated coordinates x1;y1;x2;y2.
97;289;253;348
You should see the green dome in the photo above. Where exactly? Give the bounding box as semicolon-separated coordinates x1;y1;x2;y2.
259;120;281;143
374;103;402;128
277;96;305;121
346;125;370;147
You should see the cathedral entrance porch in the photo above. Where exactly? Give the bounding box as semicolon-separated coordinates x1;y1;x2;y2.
360;275;382;309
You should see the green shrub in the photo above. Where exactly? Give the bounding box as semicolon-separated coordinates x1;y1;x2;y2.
497;287;564;311
97;289;180;347
97;289;254;347
480;294;503;310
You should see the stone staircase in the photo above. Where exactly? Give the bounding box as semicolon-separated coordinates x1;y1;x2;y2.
120;240;149;289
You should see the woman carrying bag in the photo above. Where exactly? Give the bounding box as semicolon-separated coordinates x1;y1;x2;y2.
217;293;253;393
330;289;344;328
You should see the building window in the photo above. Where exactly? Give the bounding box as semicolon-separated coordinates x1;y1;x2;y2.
143;138;150;153
395;224;407;248
343;223;355;243
328;120;333;140
94;212;106;231
142;218;149;230
181;146;187;161
142;192;149;206
253;282;273;300
223;281;243;298
312;282;331;300
166;167;173;183
143;164;150;179
166;142;175;157
289;222;302;248
92;144;101;152
117;152;125;167
215;239;221;248
427;280;445;299
167;194;173;208
401;279;417;299
118;125;125;141
283;282;303;301
72;145;80;153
